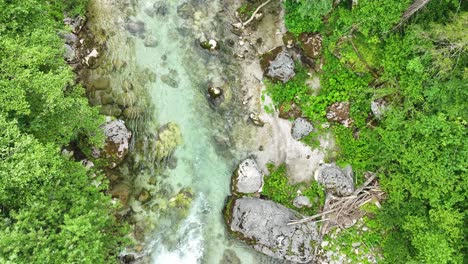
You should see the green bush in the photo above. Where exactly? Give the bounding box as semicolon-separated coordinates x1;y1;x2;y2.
284;0;333;34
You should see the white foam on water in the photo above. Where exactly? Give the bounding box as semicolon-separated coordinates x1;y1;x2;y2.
151;194;209;264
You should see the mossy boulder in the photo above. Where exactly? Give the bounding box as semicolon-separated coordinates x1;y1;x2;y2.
154;122;182;162
98;119;132;168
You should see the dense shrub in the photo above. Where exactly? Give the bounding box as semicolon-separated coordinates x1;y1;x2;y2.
282;0;467;262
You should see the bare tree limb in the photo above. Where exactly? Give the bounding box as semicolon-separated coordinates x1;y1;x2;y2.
394;0;431;30
233;0;273;29
288;172;382;226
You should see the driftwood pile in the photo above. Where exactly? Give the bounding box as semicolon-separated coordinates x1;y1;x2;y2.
289;172;384;226
289;172;385;261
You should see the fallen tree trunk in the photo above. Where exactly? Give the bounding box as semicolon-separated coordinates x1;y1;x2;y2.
394;0;431;29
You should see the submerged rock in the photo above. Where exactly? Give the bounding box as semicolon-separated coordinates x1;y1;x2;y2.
116;92;137;107
316;164;354;196
144;35;158;47
232;158;264;194
249;112;265;127
154;122;182;162
99;104;122;117
90;77;110;90
137;189;151;203
126;20;145;35
226;197;318;263
111;183;131;205
291;118;314;140
266;50;295;83
154;3;168;16
160;72;179;88
177;3;193;19
220;249;241;264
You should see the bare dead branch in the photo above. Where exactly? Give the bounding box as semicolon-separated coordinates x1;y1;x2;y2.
394;0;431;30
288;172;384;226
232;0;273;29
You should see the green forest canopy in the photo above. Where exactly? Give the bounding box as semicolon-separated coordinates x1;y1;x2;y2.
0;0;127;263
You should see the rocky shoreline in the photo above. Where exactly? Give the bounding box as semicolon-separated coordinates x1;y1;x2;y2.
220;1;379;263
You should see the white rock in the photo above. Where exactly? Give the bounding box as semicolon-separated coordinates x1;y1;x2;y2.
233;158;264;194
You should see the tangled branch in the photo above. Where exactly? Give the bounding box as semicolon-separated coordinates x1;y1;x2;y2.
288;172;385;226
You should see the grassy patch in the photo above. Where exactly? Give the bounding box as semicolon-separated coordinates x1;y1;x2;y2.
262;163;325;215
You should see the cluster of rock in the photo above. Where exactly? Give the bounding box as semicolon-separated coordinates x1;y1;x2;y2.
225;158;319;263
62;17;84;65
224;157;356;263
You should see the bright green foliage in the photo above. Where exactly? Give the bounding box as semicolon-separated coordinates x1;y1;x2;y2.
262;164;325;215
0;0;129;262
265;64;310;106
0;116;128;263
282;0;468;262
323;215;383;263
285;0;333;34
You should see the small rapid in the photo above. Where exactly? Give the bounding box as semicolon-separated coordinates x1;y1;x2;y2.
152;194;208;263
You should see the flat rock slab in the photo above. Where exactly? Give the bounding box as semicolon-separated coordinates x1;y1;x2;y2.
228;197;318;263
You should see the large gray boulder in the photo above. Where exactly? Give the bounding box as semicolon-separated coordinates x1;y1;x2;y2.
266;50;295;83
291;118;314;140
227;197;318;263
232;158;264;194
316;164;354;196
